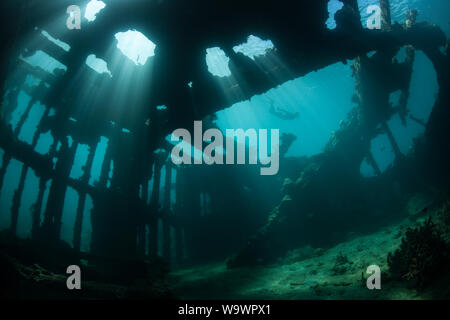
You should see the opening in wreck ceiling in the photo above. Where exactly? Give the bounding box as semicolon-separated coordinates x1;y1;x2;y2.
85;0;106;22
327;0;344;29
233;35;275;60
86;54;112;77
20;50;67;75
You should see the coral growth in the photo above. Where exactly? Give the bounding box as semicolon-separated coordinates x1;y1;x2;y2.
387;218;450;288
0;231;174;299
436;202;450;231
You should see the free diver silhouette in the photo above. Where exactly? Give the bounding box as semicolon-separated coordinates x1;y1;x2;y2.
268;99;299;120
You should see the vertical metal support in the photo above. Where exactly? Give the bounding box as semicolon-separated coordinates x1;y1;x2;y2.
147;219;158;257
73;193;86;250
10;92;49;235
13;98;35;137
163;165;172;210
28;101;55;238
150;161;162;207
174;227;183;264
36;112;60;232
4;96;34;230
176;169;201;260
138;171;150;255
162;163;172;262
73;142;96;251
398;10;418;125
31;178;47;238
42;137;78;240
148;160;163;257
10;164;28;234
137;179;149;256
398;45;415;125
98;139;112;189
343;0;361;22
136;225;146;256
142;181;148;203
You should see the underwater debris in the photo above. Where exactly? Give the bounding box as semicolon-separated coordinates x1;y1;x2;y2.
387;218;450;288
0;230;173;299
331;252;352;275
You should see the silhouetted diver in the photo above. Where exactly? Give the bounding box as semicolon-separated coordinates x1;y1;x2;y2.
268;99;299;120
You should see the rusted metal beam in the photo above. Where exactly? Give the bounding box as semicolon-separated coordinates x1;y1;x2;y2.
73;142;97;251
162;164;172;261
